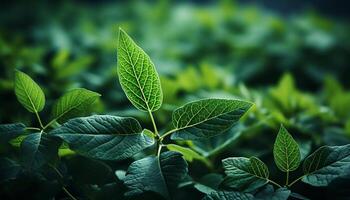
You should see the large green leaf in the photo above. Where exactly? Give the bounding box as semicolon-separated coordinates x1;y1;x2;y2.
124;151;188;199
273;125;301;172
52;88;101;123
51;115;154;160
0;123;25;143
14;70;45;113
202;191;254;200
20;133;61;169
170;98;252;140
117;28;163;112
221;157;269;192
302;144;350;186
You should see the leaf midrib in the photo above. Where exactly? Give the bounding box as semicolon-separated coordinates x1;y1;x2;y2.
120;33;152;112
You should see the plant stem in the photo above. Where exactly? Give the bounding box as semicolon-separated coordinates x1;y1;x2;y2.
157;143;163;156
288;175;305;187
43;119;56;130
268;179;282;188
25;127;41;131
34;111;44;129
159;129;178;140
148;110;159;137
286;170;289;186
49;165;78;200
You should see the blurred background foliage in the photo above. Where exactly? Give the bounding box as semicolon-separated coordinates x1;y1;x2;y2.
1;0;350;199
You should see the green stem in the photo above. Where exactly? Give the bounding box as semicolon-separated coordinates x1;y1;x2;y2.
288;175;305;187
268;179;282;188
148;110;159;137
25;127;41;131
286;170;289;186
34;111;44;129
43;119;56;130
159;129;178;140
157;143;163;156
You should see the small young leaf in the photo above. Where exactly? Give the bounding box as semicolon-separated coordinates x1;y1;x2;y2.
171;98;252;140
273;125;301;172
51;115;154;160
14;70;45;113
203;191;254;200
0;123;25;143
117;28;163;112
52;88;101;123
302;144;350;186
20;133;61;170
124;151;188;200
166;144;207;163
221;157;269;192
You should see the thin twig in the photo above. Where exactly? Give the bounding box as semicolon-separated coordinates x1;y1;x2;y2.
34;111;44;129
288;175;305;187
268;179;282;188
25;127;41;131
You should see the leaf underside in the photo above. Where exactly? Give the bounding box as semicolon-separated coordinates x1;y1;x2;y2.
302;144;350;186
51;115;154;160
117;28;163;112
124;151;188;200
171;98;252;140
273;125;301;172
203;191;254;200
222;157;269;192
14;70;45;113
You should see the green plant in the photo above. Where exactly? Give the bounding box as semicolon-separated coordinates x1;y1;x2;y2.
0;29;252;199
211;125;350;199
1;28;350;200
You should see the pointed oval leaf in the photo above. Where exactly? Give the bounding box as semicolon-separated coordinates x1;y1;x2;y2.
203;191;254;200
166;144;206;162
14;70;45;113
117;28;163;112
0;123;25;143
273;125;301;172
51;115;154;160
52;88;101;123
170;98;252;140
124;151;188;200
20;133;61;169
221;157;269;192
302;144;350;186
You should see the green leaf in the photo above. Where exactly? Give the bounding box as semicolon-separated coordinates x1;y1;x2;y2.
273;125;301;172
20;133;61;169
302;144;350;186
52;88;101;123
124;151;188;199
170;98;252;140
203;191;254;200
117;28;163;112
166;144;210;166
0;123;25;143
14;70;45;113
51;115;154;160
221;157;269;192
